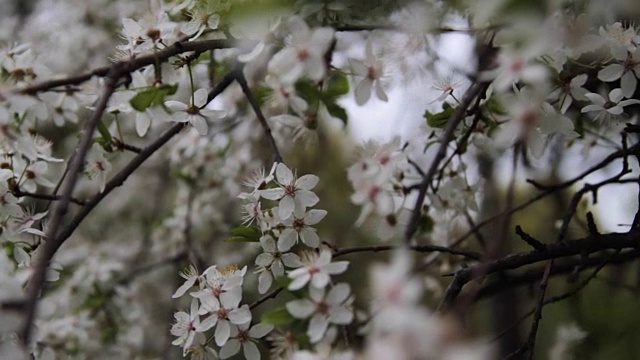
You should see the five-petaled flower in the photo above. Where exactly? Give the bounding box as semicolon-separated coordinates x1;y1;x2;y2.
165;88;226;135
259;163;320;220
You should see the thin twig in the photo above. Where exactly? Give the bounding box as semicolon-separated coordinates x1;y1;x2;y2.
404;82;488;244
234;66;283;163
12;190;86;205
250;288;283;310
333;243;480;260
437;227;640;312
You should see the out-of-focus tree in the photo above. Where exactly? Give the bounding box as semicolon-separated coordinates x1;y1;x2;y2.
1;0;640;359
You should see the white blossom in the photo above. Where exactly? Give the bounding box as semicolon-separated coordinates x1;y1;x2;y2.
287;249;348;290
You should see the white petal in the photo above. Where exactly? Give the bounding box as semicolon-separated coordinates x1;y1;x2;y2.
220;339;241;359
581;104;603;113
255;253;274;267
327;283;350;305
323;261;349;275
260;235;277;252
621;72;637;98
278;228;298;252
191;116;208;135
609;88;624;103
288;272;310;290
165;100;189;112
282;253;302;268
136;112;151;137
304;209;327;225
328;306;353;325
197;315;218;332
243;342;261;360
259;188;284;200
296;174;319;190
279;196;295;219
286;299;315;318
272;260;284;277
311;273;330;289
229;305;252;325
258;271;272;294
584;93;606;106
193;88;209;108
300;228;319;248
355;79;373;106
216;321;231;347
598;64;624;82
249;323;274;338
275;163;293;183
307;314;329;343
295;189;319;208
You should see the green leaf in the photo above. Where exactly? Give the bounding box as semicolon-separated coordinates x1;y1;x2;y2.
224;225;261;243
129;84;178;112
484;96;507;116
95;119;113;152
325;102;348;125
261;306;294;325
424;103;454;128
295;80;322;105
324;72;350;99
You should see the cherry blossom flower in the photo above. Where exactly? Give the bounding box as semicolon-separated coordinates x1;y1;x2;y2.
350;40;388;106
242;163;277;195
219;322;274;360
191;265;246;307
286;283;353;343
120;11;177;53
255;235;302;294
165;88;227;136
172;264;201;298
431;73;469;103
278;208;327;251
181;7;220;40
39;91;79;126
581;88;640;124
268;16;335;83
83;143;112;192
549;74;588;114
259;163;320;220
481;47;548;92
171;299;201;356
130;69;172;137
287;249;348;290
597;47;640;98
599;22;638;53
197;298;252;347
495;90;578;158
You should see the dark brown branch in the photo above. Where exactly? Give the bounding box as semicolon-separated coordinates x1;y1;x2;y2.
21;72;119;346
16;39;236;95
437;228;640;312
234;66;283;164
112;138;142;153
250;288;283;310
475;250;640;300
404;82;488;244
12;189;86;205
333;243;481;260
451;142;640;249
515;226;546;251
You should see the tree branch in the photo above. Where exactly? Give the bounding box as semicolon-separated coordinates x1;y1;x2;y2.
234;66;283;164
404;81;489;244
437;228;640;312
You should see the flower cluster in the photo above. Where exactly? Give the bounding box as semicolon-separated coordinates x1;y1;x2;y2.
171;264;274;358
